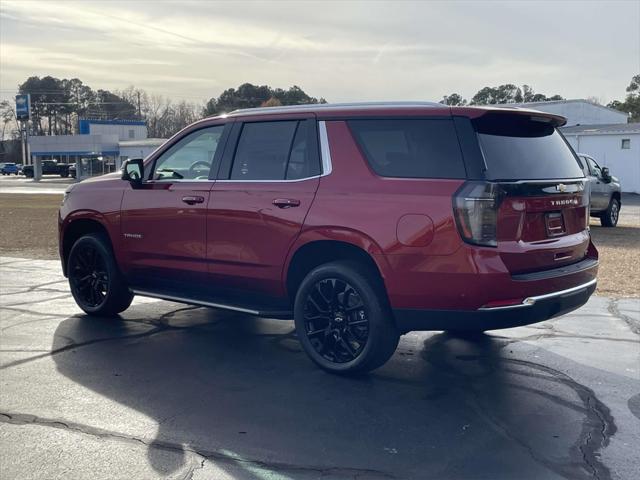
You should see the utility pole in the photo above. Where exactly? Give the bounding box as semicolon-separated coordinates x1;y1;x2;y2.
137;91;141;119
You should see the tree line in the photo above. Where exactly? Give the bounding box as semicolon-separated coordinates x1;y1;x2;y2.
439;84;564;106
440;75;639;122
0;77;327;140
1;74;638;142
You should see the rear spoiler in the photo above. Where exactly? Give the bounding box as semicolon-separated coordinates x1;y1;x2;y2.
451;106;567;127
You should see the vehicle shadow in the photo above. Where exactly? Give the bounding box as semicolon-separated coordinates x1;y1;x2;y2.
51;302;614;480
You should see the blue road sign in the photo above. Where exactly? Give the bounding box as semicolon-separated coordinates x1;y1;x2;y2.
16;94;30;121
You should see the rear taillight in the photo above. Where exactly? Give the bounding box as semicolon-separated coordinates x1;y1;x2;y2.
453;181;502;247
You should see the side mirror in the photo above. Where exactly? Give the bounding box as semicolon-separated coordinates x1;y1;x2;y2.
601;167;611;182
121;158;144;186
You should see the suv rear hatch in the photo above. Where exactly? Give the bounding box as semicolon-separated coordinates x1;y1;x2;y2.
454;111;590;274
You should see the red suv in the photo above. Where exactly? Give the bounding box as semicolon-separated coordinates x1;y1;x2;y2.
59;102;598;373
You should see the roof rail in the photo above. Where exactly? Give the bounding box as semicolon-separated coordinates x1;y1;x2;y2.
228;101;444;116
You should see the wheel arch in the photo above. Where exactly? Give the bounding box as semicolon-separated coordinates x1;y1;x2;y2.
61;215;113;276
612;190;621;203
284;237;389;303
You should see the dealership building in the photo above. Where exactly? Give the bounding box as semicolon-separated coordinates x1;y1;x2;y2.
28;119;165;179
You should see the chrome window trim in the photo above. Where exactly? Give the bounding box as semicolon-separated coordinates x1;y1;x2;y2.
213;120;333;184
477;278;597;311
146;178;214;183
318;120;333;176
216;175;321;184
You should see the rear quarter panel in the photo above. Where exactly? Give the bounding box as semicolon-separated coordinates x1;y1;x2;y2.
300;120;465;287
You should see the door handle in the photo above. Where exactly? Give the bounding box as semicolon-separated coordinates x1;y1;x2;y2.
272;198;301;208
182;196;204;205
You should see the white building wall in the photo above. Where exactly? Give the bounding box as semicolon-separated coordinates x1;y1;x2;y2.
89;123;147;141
118;143;163;160
564;133;640;193
30;134;119;155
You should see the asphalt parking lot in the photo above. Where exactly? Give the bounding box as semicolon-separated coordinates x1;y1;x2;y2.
0;175;74;195
0;257;638;479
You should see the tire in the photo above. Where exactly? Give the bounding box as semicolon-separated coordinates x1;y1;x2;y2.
67;233;134;316
600;197;620;227
61;173;69;178
294;261;399;374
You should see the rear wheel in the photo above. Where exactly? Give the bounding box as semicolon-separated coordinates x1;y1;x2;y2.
68;233;133;316
600;197;620;227
294;261;399;374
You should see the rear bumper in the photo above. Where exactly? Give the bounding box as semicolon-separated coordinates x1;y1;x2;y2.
393;278;596;332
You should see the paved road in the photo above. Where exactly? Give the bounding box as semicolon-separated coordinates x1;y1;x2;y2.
0;257;639;479
0;176;73;194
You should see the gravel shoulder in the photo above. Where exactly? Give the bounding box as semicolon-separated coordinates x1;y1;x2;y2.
0;192;638;297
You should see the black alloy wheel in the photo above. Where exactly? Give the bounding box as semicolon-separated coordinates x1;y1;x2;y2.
70;243;109;309
303;278;370;363
294;261;399;374
67;233;134;316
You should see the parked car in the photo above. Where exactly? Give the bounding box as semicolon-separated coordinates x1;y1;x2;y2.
59;102;598;374
576;153;622;227
69;163;76;179
1;162;19;175
23;160;71;178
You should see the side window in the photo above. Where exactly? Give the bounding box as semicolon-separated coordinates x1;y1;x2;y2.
286;121;320;179
586;157;602;178
153;126;224;181
230;120;318;180
348;119;466;179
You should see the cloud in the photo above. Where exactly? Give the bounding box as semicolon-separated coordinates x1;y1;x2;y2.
1;0;637;105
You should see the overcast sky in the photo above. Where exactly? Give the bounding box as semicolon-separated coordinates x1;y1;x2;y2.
1;0;639;106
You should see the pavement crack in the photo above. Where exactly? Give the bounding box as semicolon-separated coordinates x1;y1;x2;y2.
181;456;206;480
3;293;72;308
419;335;617;480
0;306;223;371
0;410;394;479
0;326;165;370
508;358;616;480
607;298;640;335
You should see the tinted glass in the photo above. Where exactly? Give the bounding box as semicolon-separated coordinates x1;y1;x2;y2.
285;121;320;180
348;119;466;179
153;126;223;180
231;121;298;180
476;115;583;180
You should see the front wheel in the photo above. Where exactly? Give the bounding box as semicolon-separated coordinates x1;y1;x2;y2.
600;198;620;227
294;261;399;374
68;233;134;316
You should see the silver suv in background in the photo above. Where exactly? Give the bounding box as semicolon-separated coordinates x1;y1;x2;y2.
577;153;622;227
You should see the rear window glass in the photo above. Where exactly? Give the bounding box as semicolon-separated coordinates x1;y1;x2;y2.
348;119;466;179
476;115;584;180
